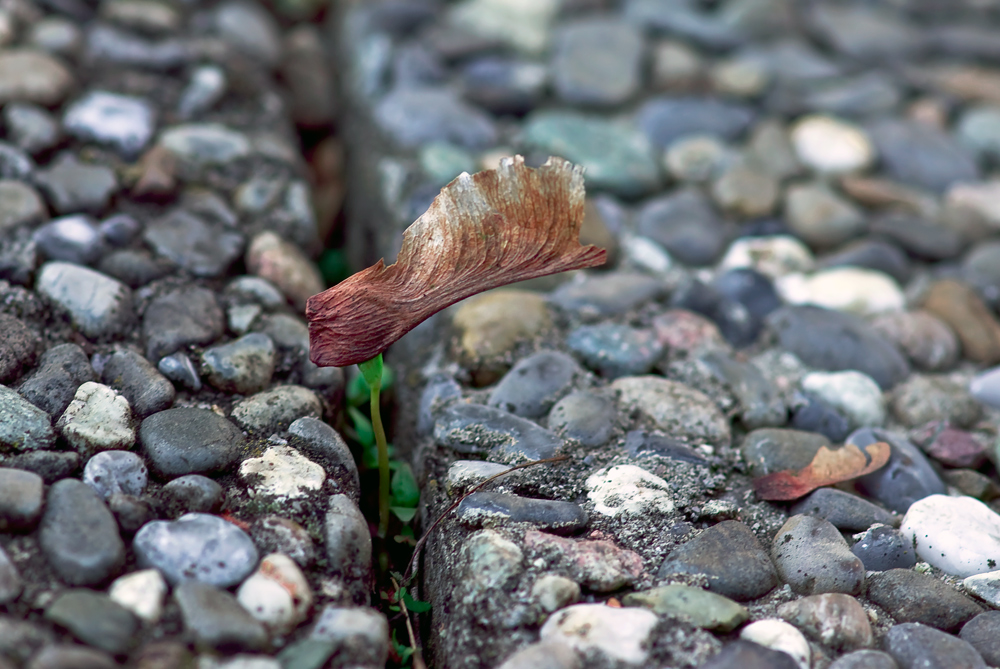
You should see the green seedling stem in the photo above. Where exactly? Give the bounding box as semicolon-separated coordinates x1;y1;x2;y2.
359;353;391;537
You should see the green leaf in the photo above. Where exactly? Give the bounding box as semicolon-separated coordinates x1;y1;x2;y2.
347;406;374;447
403;590;432;613
318;248;350;286
358;354;383;391
346;372;370;406
391;506;417;522
391;462;420;508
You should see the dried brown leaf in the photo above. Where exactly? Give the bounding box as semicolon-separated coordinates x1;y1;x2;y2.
307;155;607;367
753;441;892;501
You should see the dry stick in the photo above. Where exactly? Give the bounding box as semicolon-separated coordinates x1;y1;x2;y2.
392;575;427;669
402;454;571;584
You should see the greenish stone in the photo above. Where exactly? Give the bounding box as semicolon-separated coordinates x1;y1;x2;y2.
622;584;748;632
45;589;138;654
522;111;661;197
419;142;476;186
278;638;337;669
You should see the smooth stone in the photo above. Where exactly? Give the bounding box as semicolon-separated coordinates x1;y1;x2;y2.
288;417;360;502
175;581;267;651
24;646;117;669
741;428;831;477
323;495;371;600
852;428;947;513
828;650;898;669
161;475;223;517
201;333;276;395
1;451;78;484
548;273;667;320
0;618;57;666
100;348;173;418
869;119;979;193
0;49;72;105
83;450;147;500
801;370;886;429
134;512;258;587
62;90;154;157
766;306;911;390
32;215;103;265
239;442;325;500
38;479;124;585
214;0;282;66
445;0;559;55
36;262;132;339
551;18;643;107
651;309;729;356
664;134;730;184
496;640;581;669
460;57;547;115
960;611;1000;666
790;115;875;175
0;468;43;530
45;589;137;655
942;469;1000;501
869;212;963;261
772;515;865;595
143;210;244;278
34;153;117;214
719;236;815;281
158;124;251;166
523;110;661;197
818;239;912;286
97;249;171;288
791;488;895;532
452;290;551;373
901;495;1000;577
456;491;588;535
539;604;658;666
139;407;243;478
55;382;134;455
156;351;201;392
230;385;322;435
434;403;563;463
3;102;60;154
777;268;905;316
851;525;916;572
0;314;36;384
0;545;21;604
699;351;786;430
143;286;224;360
487;350;581;417
254;313;308;354
713;269;783;332
789;391;851;442
236;553;312;634
626;0;745;49
547;390;617;447
700;640;800;669
586;464;675;518
778;593;873;652
567;324;663;379
531;574;580;613
623;430;707;464
225;275;286;309
668;278;760;347
892;377;980;428
740;619;810;669
109;568;166;624
0;143;35;183
636;96;754;148
658;520;778;601
964;570;1000;608
244;231;323;312
374;86;497;150
0;180;45;232
958;105;1000;164
884;622;986;669
622;585;748;632
868;570;983;631
870;311;960;372
637;188;726;266
922;279;1000;364
248;516;316;571
308;606;389;667
612;375;731;445
747;119;802;181
784;182;866;250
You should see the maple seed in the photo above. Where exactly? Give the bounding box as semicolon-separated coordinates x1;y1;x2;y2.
306;155;607;368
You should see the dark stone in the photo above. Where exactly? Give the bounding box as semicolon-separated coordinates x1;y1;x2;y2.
160;475;224;517
700;640;799;669
288;417;361;502
566;324;663;379
143;286;224;360
456;492;588;535
143;210;244;278
818;238;912;285
460;57;547;115
488;351;582;417
0;314;36;384
636;189;727;266
548;390;617;448
658;520;778;601
373;86;497;150
416;374;462;436
96;249;172;288
174;581;267;652
741;428;831;477
0;467;43;531
23;645;117;669
551;18;644;107
44;589;137;655
670;279;760;347
108;493;154;533
790;488;896;532
700;351;786;429
868;119;979;193
712;269;782;323
960;611;1000;667
17;343;95;416
2;450;79;483
829;649;907;669
624;430;707;464
789;391;852;443
37;479;125;586
867;570;983;631
851;428;946;514
766;306;911;390
434;403;563;463
636;96;755;149
771;514;866;596
884;622;986;669
34;153;118;214
851;526;917;571
101;348;175;417
548;272;668;319
139;408;244;478
870;212;963;261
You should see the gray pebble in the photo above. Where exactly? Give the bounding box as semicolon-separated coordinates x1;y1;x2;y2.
83;450;148;500
324;494;371;603
0;545;21;605
97;249;172;288
960;611;1000;667
435;403;563;463
884;622;986;669
488;350;581;417
63;90;154;157
867;569;983;631
289;417;360;502
548;390;617;447
107;493;154;533
34;152;118;214
143;210;245;278
852;428;946;514
637;188;727;266
157;351;202;392
230;385;322;435
374;86;498;150
36;262;133;339
0;468;43;530
309;606;389;667
251;515;317;569
416;374;462;436
18;343;96;416
851;526;916;571
201;333;276;394
101;348;175;417
3;102;60;154
548;272;668;319
869;118;979;193
174;581;267;651
0;142;34;179
496;640;581;669
44;589;137;655
178;65;226;119
700;640;800;669
224;276;286;310
157;124;251;166
552;18;643;107
24;645;116;669
624;430;707;464
38;479;125;586
567;324;663;379
32;215;104;265
143;286;224;360
0;313;37;384
1;451;79;484
161;475;224;516
0;384;55;451
828;650;899;669
98;213;139;247
214;0;283;67
0;181;46;236
140;407;244;478
772;514;865;595
134;512;258;587
791;488;896;532
457;492;588;535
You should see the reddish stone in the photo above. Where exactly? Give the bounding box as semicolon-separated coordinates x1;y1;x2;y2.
523;529;646;592
911;421;988;469
652;309;727;356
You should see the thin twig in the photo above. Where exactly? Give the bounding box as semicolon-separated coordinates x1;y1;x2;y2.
392;576;427;669
403;454;570;584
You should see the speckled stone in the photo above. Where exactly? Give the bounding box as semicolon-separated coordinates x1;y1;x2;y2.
772;515;866;596
547;390;617;448
612;375;731;445
134;513;258;587
867;570;983;631
230;385;322;435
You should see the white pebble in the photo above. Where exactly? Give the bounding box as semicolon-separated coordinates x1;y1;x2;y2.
776;267;904;316
540;603;658;665
56;382;135;453
801;370;886;429
586;465;675;517
901;494;1000;578
717;235;815;279
740;619;811;669
791;115;875;175
239;442;325;500
237;553;313;634
108;569;166;623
